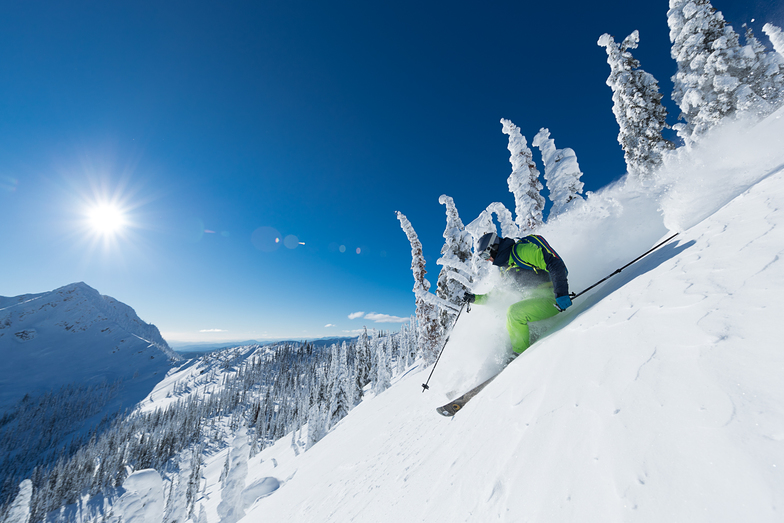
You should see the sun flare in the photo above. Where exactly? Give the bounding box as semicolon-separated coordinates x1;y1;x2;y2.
88;204;126;235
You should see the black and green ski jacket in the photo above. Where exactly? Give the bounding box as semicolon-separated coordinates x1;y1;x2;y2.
492;235;570;299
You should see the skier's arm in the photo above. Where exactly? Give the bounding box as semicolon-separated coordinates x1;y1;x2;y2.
542;249;569;299
465;292;489;305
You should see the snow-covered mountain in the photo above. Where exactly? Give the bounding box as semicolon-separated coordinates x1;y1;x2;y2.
0;281;179;410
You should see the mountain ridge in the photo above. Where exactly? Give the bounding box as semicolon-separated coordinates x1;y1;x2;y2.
0;281;179;409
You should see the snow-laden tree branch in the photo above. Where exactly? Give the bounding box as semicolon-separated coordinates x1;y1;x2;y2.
532;128;585;217
435;195;474;332
764;23;784;56
501;118;544;234
396;211;442;364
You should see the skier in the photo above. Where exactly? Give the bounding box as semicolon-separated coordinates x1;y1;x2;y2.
466;232;572;356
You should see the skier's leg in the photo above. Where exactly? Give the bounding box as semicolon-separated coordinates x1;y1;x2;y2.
507;296;560;354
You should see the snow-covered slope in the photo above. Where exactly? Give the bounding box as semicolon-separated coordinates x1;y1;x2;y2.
136;344;271;414
171;114;784;523
0;282;179;410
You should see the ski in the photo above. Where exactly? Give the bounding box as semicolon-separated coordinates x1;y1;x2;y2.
435;374;498;417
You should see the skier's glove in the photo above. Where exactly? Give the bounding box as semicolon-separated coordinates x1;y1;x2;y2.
465;292;476;304
555;295;572;312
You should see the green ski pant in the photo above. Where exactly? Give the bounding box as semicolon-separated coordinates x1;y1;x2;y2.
507;294;560;354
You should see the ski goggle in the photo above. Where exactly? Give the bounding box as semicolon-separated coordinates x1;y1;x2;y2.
478;248;494;260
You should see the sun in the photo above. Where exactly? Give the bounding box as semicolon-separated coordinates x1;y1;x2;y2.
87;204;127;235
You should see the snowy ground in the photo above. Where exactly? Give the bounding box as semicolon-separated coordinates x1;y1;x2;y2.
108;109;784;523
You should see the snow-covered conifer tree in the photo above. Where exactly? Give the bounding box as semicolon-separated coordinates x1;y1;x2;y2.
367;331;379;387
396;211;442;365
306;364;329;450
739;26;784;113
306;402;327;450
373;337;392;394
435;195;474;334
764;23;784;56
326;343;351;430
396;338;406;375
501;118;544;233
163;454;190;523
598;31;674;177
402;317;418;366
532;128;585;217
186;446;203;520
353;328;371;404
667;0;764;143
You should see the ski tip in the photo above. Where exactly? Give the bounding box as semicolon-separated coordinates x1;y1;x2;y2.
435;403;461;417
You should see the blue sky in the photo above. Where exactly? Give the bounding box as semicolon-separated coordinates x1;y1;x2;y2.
1;0;779;343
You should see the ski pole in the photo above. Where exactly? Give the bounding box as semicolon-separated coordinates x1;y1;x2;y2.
570;233;679;300
439;301;462;314
422;300;469;393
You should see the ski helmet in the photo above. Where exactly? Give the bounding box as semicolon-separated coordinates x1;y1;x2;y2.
476;232;500;260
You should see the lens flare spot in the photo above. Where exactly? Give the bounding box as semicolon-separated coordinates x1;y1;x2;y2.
284;234;300;249
252;226;282;252
0;175;18;192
